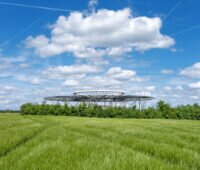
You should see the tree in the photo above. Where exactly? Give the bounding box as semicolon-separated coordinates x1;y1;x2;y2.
156;100;173;119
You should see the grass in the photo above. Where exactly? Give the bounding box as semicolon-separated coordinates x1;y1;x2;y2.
0;113;199;170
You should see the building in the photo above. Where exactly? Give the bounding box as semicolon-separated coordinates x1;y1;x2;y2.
44;89;154;109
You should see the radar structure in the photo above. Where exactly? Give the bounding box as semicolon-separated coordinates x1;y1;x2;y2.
44;89;154;109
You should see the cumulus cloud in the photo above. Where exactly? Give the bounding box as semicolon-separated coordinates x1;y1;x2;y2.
85;76;122;87
175;85;183;90
30;78;42;85
3;86;18;91
190;96;199;100
41;65;142;89
188;81;200;89
0;98;13;105
145;86;156;91
0;86;20;108
43;64;101;79
180;62;200;78
15;75;42;85
25;8;175;58
107;47;132;58
77;67;141;88
63;79;79;86
106;67;136;80
164;86;172;91
0;86;19;95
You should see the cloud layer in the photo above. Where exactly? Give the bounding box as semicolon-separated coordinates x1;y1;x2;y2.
25;8;175;58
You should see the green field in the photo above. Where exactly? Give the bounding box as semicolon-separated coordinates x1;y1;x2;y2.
0;114;200;170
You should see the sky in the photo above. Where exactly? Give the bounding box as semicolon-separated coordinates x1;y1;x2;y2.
0;0;200;110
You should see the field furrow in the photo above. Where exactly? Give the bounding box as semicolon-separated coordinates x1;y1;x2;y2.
0;114;199;170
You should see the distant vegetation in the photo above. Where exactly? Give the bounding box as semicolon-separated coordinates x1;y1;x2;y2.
0;110;19;113
21;101;200;120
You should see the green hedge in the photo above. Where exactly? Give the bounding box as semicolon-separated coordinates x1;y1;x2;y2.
20;101;200;120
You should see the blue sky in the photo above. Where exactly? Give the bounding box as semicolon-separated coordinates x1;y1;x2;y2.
0;0;200;109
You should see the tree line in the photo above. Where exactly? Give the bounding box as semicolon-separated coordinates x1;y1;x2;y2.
0;110;20;113
20;101;200;120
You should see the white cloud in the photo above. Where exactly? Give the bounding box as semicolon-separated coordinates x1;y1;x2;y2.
107;47;132;58
0;56;26;63
188;81;200;89
43;64;101;79
84;76;122;87
25;8;175;58
3;86;18;91
180;62;200;78
0;86;19;97
164;86;172;91
0;99;13;105
74;48;106;58
190;96;199;100
73;67;142;89
145;86;156;91
88;0;98;13
85;57;109;66
15;75;42;85
63;79;79;86
30;78;41;85
0;61;12;70
106;67;136;80
175;85;183;90
161;69;174;74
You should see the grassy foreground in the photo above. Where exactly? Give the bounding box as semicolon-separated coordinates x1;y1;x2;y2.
0;114;200;170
